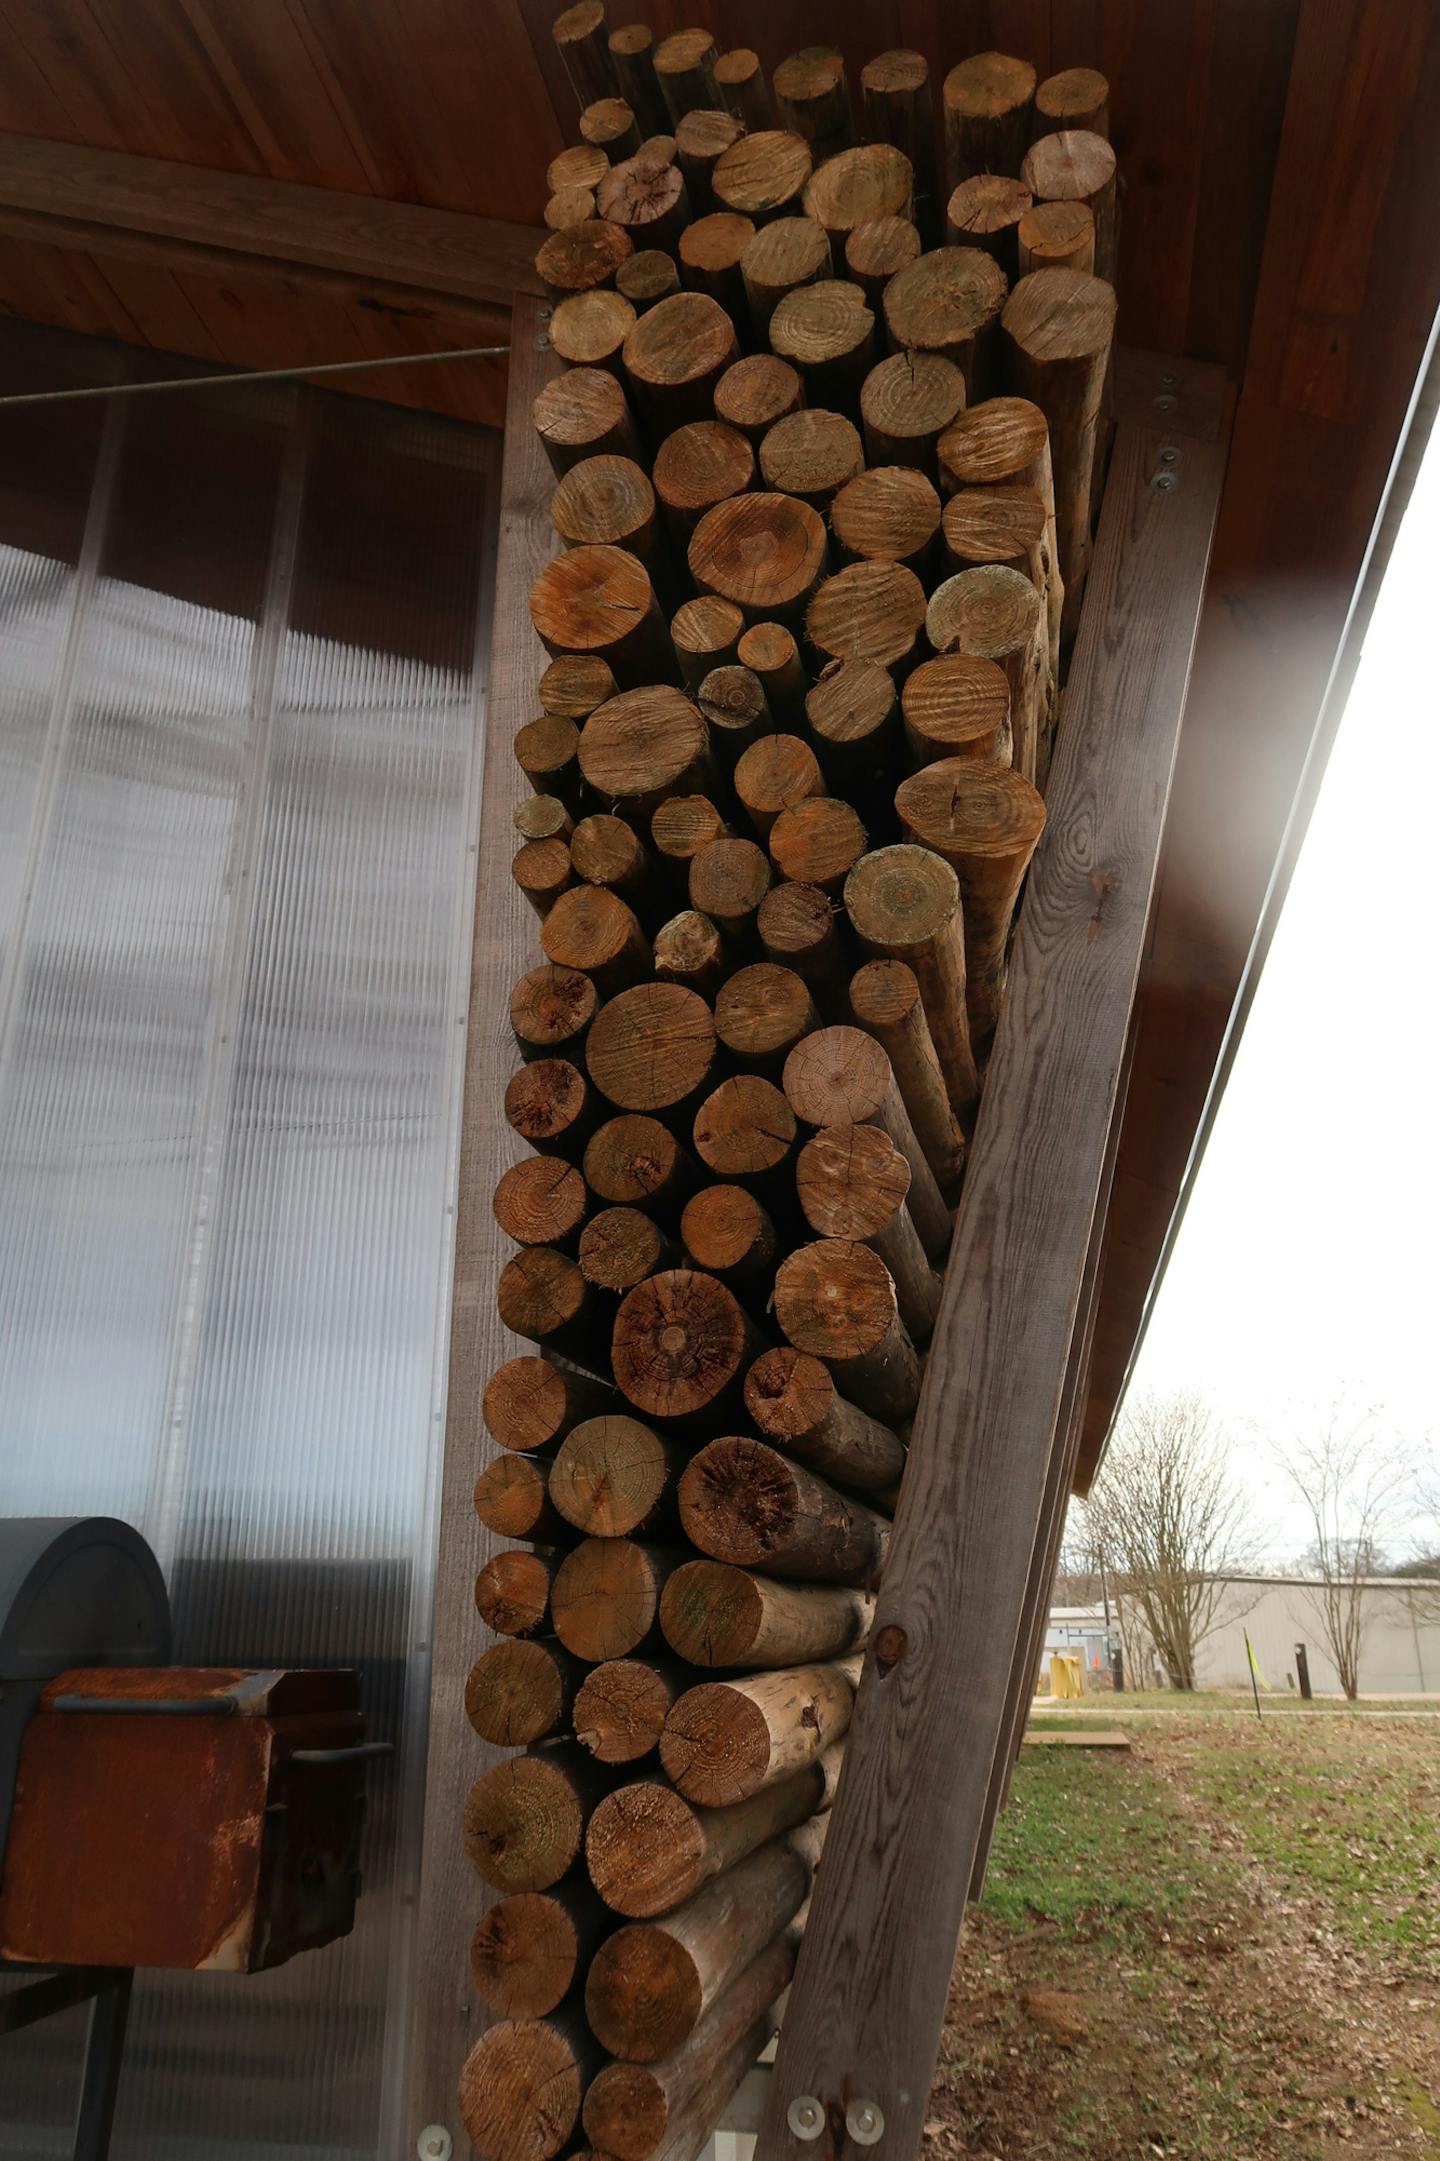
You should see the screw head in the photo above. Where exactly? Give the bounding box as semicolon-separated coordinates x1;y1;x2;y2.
788;2094;826;2141
847;2099;886;2145
1151;471;1179;492
1160;370;1178;387
1153;392;1177;413
417;2128;453;2161
1158;446;1181;465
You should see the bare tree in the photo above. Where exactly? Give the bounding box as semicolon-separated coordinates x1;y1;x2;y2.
1278;1398;1415;1700
1084;1391;1262;1690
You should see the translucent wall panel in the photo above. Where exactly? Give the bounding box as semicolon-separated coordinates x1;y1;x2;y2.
0;324;496;2158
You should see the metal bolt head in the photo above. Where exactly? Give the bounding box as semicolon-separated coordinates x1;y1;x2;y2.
788;2094;826;2141
417;2127;453;2161
847;2099;886;2145
1160;370;1177;387
1158;446;1181;465
1151;471;1179;493
1153;392;1177;413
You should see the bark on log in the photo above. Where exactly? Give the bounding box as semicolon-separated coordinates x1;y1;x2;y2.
577;683;714;816
651;794;730;883
859;351;965;477
1000;267;1115;633
550;453;654;566
552;1536;681;1660
581;1938;791;2158
549;1413;685;1537
843;214;921;305
493;1153;588;1251
925;563;1046;786
675;111;745;214
546;184;597;233
773;47;852;158
512;837;573;918
583;95;641;162
893;753;1047;1042
676;211;753;319
1017;198;1095;276
714;47;771;130
540;652;619;720
476;1548;561;1639
483;1353;611;1454
652;910;726;995
496;1248;602;1369
585;1759;828;1916
859;51;935;233
848;957;966;1193
534;365;642;476
769;281;875;418
695;666;773;768
882;246;1008;397
612;1268;763;1424
715;355;805;443
653;29;722;124
736;621;807;727
844;843;978;1112
608;23;668;138
942;52;1037;183
803;145;913;244
692;1074;797;1186
757;409;863;511
768;798;867;898
679;1434;889;1583
463;1743;610;1894
661;1655;861;1804
515;716;581;802
773;1236;922;1423
579;1204;680;1295
945;174;1032;281
466;1638;584;1748
795;1123;942;1340
536;217;633;302
744;1345;906;1494
713;961;819;1075
584;1112;700;1214
471;1879;610;2020
652;420;754;541
739;215;830;337
730;730;817;838
670;596;743;690
587;982;718;1113
781;1023;950;1260
618;248;682;311
1034;66;1110;139
755;879;847;1011
713;132;814;227
504;1055;598;1159
458;2004;602;2161
830;467;941;576
1020;128;1117;283
530;544;671;687
688;493;829;628
548;143;611;196
622;290;739;432
936;393;1061;678
553;0;619;111
803;658;898;794
570;812;653;906
576;1655;685;1764
585;1837;808;2059
807;562;927;676
680;1183;779;1286
539;882;650;993
660;1558;874;1669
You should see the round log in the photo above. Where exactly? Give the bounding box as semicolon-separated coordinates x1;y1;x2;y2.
675;109;745;212
715;46;770;130
514;794;574;845
660;1557;874;1668
859;350;966;476
493;1153;588;1250
504;1056;597;1158
680;1183;778;1285
661;1656;861;1804
804;659;897;799
570;812;652;905
583;94;640;161
774;46;851;156
736;620;807;726
463;1743;608;1894
585;1761;826;1917
755;878;847;1009
859;50;935;229
713;132;813;226
550;451;654;562
926;562;1046;785
676;209;753;318
548;142;611;195
739;214;830;336
1017;197;1095;276
744;1344;906;1494
687;833;773;942
946;174;1032;279
549;1413;683;1536
546;183;597;233
670;595;743;690
803;144;912;242
652;909;725;994
679;1434;889;1583
844;844;978;1111
714;960;818;1074
459;2006;600;2161
579;1203;679;1294
618;247;681;310
598;153;691;254
796;1122;941;1339
715;354;805;443
942;52;1036;183
577;682;713;816
466;1639;583;1748
513;837;572;918
609;23;668;137
806;561;927;675
515;715;580;802
540;652;619;720
540;882;649;992
530;543;670;685
552;286;637;375
611;1267;762;1423
692;1073;795;1185
471;1880;609;2020
483;1354;610;1454
651;793;730;878
769;796;867;896
843;213;921;305
781;1021;950;1260
576;1655;684;1764
553;0;619;109
536;217;633;301
688;491;829;626
942;483;1048;586
635;132;678;170
622;289;738;431
772;1237;922;1423
585;1838;807;2060
830;466;940;575
936;393;1061;673
584;1111;699;1213
1021;128;1117;282
476;1549;560;1638
652;419;754;539
757;407;863;511
894;753;1046;1041
534;364;641;475
496;1248;600;1366
848;956;966;1193
1001;268;1115;629
587;982;716;1113
1035;66;1109;139
769;280;875;416
653;28;721;124
552;1536;679;1660
696;664;772;766
882;246;1008;396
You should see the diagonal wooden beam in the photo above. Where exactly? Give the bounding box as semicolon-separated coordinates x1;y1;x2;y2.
756;352;1229;2161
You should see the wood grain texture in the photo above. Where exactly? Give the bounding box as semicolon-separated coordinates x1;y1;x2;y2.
408;293;557;2151
757;358;1228;2161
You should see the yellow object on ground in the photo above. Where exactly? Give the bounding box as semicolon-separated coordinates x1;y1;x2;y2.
1049;1653;1085;1699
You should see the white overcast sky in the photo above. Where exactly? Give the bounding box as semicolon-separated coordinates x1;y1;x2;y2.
1124;419;1440;1558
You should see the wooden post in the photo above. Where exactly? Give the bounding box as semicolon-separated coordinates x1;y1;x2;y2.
688;836;774;941
550;451;654;568
744;1346;906;1496
680;1183;779;1286
803;659;899;798
459;2004;602;2161
1001;268;1116;634
545;184;597;233
714;134;815;228
618;248;682;311
695;665;773;765
769;797;868;897
608;24;668;138
1018;199;1095;277
515;717;580;801
504;1055;598;1159
1021;130;1117;284
1035;67;1110;139
848;958;966;1195
945;174;1032;279
715;354;805;443
774;47;853;158
575;1655;685;1764
512;836;573;917
773;1239;922;1424
539;881;650;992
677;211;754;318
552;1536;680;1660
844;214;921;304
495;1247;603;1368
586;983;718;1114
676;110;746;213
843;846;979;1113
660;1558;874;1669
739;216;831;335
651;794;730;881
579;1203;681;1295
653;29;722;124
758;409;864;511
755;881;848;1014
549;1412;684;1537
859;51;935;232
577;684;715;816
689;492;829;628
769;281;875;418
942;52;1037;183
652;909;726;994
465;1639;584;1748
583;1111;699;1214
670;595;743;689
611;1267;764;1424
470;1880;610;2020
782;1024;951;1260
715;47;771;131
882;245;1008;395
583;96;642;162
737;621;808;727
512;795;574;845
548;144;611;196
585;1759;829;1916
539;653;619;720
899;652;1011;770
534;366;642;474
571;812;654;906
713;961;818;1077
553;0;619;110
493;1153;588;1251
622;289;739;431
859;352;965;476
926;564;1046;786
475;1550;559;1639
536;217;634;301
796;1124;942;1340
808;562;927;677
803;145;913;245
661;1656;861;1806
693;1073;797;1187
652;419;755;539
830;468;941;578
483;1353;611;1454
463;1745;610;1895
530;542;672;686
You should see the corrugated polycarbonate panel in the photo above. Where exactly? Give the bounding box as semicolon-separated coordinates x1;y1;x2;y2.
0;324;495;2158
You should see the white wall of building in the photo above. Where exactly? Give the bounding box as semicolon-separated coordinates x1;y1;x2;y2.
1190;1576;1439;1694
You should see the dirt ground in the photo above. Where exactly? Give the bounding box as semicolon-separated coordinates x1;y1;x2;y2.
926;1701;1440;2159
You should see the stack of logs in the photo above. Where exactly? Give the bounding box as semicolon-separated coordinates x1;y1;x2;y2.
463;14;1117;2160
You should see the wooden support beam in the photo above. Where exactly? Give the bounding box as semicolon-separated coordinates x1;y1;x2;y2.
757;354;1227;2161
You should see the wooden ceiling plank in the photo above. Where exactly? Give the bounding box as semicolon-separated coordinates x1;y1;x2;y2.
168;0;377;193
